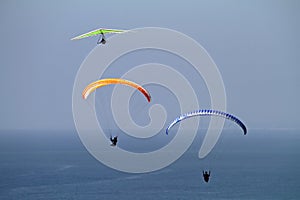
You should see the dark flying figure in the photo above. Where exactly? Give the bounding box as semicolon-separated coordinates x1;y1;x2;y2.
97;33;106;44
110;136;118;146
203;170;211;183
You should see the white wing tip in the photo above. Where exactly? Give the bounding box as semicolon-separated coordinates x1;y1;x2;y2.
70;37;80;40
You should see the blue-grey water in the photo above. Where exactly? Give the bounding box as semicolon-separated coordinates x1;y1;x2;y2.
0;130;299;200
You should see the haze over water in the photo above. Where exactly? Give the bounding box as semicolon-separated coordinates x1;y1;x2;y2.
1;129;299;200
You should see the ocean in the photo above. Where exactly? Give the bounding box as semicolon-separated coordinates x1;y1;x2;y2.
0;130;299;200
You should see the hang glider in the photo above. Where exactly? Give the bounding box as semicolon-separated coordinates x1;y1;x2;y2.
71;28;127;44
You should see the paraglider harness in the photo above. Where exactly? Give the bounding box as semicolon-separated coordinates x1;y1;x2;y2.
110;136;118;146
203;170;210;183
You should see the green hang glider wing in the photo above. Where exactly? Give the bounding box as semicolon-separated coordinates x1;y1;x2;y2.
71;28;126;40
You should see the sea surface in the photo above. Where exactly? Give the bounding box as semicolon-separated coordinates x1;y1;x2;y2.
0;129;299;200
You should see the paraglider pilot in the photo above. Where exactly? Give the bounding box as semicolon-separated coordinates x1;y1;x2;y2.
110;136;118;146
203;170;210;183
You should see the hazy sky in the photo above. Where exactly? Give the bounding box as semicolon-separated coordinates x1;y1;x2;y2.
0;0;299;131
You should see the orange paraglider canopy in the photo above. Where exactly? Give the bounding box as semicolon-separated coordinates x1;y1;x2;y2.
82;78;151;102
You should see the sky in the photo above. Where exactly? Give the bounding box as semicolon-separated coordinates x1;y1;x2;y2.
0;0;299;131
